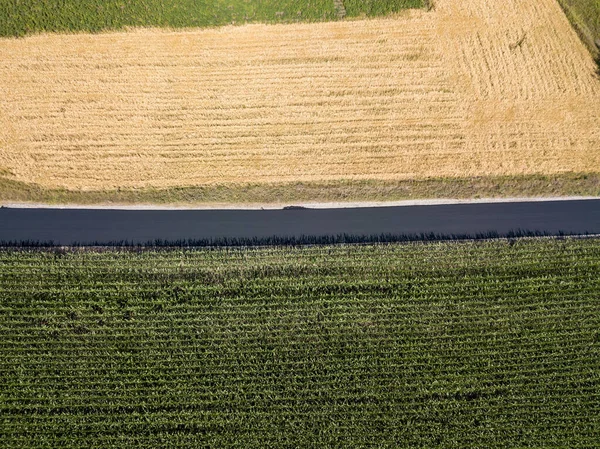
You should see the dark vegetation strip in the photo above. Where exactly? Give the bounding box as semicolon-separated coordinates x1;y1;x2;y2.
1;172;598;206
0;0;423;38
0;239;599;447
0;230;584;248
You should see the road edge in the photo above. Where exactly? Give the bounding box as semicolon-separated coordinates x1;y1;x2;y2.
2;196;599;210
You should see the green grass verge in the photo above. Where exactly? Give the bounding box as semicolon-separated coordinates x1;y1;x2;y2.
0;0;424;38
0;239;599;447
557;0;600;54
1;173;598;206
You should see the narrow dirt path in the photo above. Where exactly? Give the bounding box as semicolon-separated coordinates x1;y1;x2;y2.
334;0;346;19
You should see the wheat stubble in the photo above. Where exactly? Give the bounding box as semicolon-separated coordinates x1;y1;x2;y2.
0;0;598;192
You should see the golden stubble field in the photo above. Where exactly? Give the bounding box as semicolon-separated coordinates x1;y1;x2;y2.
0;0;599;191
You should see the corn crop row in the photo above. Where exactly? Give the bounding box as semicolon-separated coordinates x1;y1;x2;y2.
0;239;599;447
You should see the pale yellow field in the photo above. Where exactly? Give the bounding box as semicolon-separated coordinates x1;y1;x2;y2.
0;0;599;191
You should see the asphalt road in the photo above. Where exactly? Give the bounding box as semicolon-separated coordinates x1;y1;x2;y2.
1;200;599;245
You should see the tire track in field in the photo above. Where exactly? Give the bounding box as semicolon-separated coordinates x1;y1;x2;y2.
334;0;346;19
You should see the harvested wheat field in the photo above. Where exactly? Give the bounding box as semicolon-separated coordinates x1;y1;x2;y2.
0;0;599;201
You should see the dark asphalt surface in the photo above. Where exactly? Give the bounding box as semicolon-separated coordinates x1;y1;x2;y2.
0;200;599;245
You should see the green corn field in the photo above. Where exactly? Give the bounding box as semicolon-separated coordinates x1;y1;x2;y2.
0;238;599;447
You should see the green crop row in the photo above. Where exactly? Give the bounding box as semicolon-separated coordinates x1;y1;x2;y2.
0;0;424;38
0;238;599;447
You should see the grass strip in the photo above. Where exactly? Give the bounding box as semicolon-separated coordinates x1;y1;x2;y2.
1;173;598;206
557;0;600;74
557;0;600;51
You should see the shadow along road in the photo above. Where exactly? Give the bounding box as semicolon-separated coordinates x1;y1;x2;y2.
0;200;599;245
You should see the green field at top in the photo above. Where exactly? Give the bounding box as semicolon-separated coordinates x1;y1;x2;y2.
0;0;424;37
0;238;599;447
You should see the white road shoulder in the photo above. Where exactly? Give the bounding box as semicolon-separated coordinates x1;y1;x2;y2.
1;196;598;211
